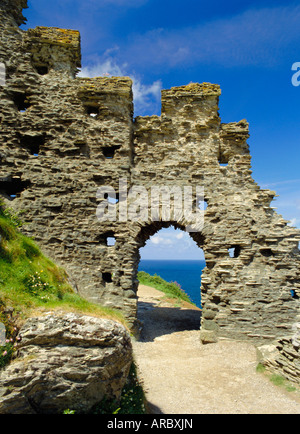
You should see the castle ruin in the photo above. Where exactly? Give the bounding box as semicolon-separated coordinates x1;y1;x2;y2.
1;0;300;382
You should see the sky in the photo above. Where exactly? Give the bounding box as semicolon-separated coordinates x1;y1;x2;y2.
21;0;300;260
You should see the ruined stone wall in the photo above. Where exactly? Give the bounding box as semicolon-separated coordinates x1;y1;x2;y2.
1;1;300;356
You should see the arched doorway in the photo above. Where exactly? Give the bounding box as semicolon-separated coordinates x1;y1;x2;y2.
131;222;206;339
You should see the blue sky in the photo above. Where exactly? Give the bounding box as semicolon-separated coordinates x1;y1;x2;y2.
22;0;300;260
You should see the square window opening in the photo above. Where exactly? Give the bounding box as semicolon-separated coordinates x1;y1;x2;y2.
103;273;113;283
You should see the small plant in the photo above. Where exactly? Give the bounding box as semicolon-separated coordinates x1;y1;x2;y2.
23;272;54;297
0;298;20;369
0;317;19;370
256;363;266;374
63;409;76;414
0;342;15;369
91;363;146;415
0;201;24;229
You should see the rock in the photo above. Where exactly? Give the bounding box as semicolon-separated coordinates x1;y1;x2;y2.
200;330;218;345
257;343;280;365
0;312;132;414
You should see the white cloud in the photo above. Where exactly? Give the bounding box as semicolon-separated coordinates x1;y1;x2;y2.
132;79;162;114
141;228;205;260
150;235;173;246
287;218;299;227
79;59;124;78
150;229;194;248
150;236;162;245
118;5;300;69
261;179;300;188
78;58;162;116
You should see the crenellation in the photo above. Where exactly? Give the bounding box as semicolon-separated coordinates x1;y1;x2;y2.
24;26;81;79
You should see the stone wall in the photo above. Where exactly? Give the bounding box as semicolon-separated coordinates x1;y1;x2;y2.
1;0;300;357
258;320;300;385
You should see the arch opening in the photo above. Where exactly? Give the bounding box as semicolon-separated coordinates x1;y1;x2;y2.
134;222;205;340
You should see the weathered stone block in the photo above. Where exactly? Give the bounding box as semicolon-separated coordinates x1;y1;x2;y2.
0;313;132;414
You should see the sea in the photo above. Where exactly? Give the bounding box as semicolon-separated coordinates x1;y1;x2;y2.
138;259;206;308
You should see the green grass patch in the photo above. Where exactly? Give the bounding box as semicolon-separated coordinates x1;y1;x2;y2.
270;374;286;387
137;271;194;305
256;363;299;394
256;363;266;374
0;201;127;370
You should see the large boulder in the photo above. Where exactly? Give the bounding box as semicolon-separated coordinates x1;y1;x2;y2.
0;312;132;414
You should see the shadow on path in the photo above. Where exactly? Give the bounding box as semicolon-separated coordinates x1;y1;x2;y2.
137;300;201;342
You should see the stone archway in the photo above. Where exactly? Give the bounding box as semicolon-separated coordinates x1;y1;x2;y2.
0;1;299;350
134;222;205;337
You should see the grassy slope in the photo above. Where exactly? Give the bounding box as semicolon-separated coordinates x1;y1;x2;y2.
0;203;126;326
137;271;195;305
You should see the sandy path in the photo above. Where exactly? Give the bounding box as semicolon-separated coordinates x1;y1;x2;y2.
132;285;300;414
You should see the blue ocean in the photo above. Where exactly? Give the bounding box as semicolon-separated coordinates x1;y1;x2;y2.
138;260;206;308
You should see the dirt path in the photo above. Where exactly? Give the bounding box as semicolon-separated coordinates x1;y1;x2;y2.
132;285;300;415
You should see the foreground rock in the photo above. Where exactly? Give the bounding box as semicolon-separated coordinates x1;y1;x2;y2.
0;312;132;414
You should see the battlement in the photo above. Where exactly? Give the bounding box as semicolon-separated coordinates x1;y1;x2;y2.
77;76;133;119
25;26;81;76
162;82;221;98
161;82;221;123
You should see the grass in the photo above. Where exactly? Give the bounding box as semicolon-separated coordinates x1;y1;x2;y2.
137;270;194;305
89;363;146;415
0;202;126;368
256;363;298;394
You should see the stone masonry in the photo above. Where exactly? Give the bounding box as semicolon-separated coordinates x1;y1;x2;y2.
1;0;300;367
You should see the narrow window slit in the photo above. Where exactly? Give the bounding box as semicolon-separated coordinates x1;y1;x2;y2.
198;198;208;211
228;245;241;258
107;237;116;247
98;231;116;247
291;290;299;300
102;146;121;159
12;92;31;113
